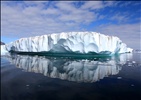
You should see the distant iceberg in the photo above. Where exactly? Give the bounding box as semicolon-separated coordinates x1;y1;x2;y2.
134;50;141;53
1;32;133;56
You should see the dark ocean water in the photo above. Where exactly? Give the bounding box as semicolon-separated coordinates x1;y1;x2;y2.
1;53;141;100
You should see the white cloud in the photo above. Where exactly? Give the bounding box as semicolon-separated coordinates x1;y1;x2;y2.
110;13;130;23
81;1;117;10
58;9;96;24
81;1;104;10
95;23;141;49
55;1;76;12
41;8;60;15
1;1;140;49
1;1;100;38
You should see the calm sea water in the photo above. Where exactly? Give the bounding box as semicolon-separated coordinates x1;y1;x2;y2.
1;53;141;100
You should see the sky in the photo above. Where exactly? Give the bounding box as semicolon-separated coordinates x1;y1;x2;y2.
1;1;141;49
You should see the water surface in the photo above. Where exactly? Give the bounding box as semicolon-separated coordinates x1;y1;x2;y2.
1;53;141;100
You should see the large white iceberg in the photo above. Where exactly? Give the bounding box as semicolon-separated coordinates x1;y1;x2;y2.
1;32;133;56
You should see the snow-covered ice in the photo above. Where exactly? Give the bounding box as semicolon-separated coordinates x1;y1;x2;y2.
1;32;133;55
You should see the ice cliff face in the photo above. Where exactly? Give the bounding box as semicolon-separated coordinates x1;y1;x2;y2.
1;32;133;55
4;54;132;83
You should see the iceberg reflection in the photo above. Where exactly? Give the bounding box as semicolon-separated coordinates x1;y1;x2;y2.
6;54;132;83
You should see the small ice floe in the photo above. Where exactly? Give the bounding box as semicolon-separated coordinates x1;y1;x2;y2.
117;77;122;79
26;85;30;87
128;62;132;67
131;84;134;87
128;64;132;67
132;61;136;63
22;69;25;71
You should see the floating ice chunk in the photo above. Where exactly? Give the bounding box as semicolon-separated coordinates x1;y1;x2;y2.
117;77;122;79
26;85;29;86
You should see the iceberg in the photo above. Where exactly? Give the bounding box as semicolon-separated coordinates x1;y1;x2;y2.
1;45;10;56
1;32;133;56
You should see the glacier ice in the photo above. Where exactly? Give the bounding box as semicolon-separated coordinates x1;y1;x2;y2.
3;53;132;83
1;32;133;56
1;45;10;56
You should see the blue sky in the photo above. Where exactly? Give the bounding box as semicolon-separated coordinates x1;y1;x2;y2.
1;1;141;49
